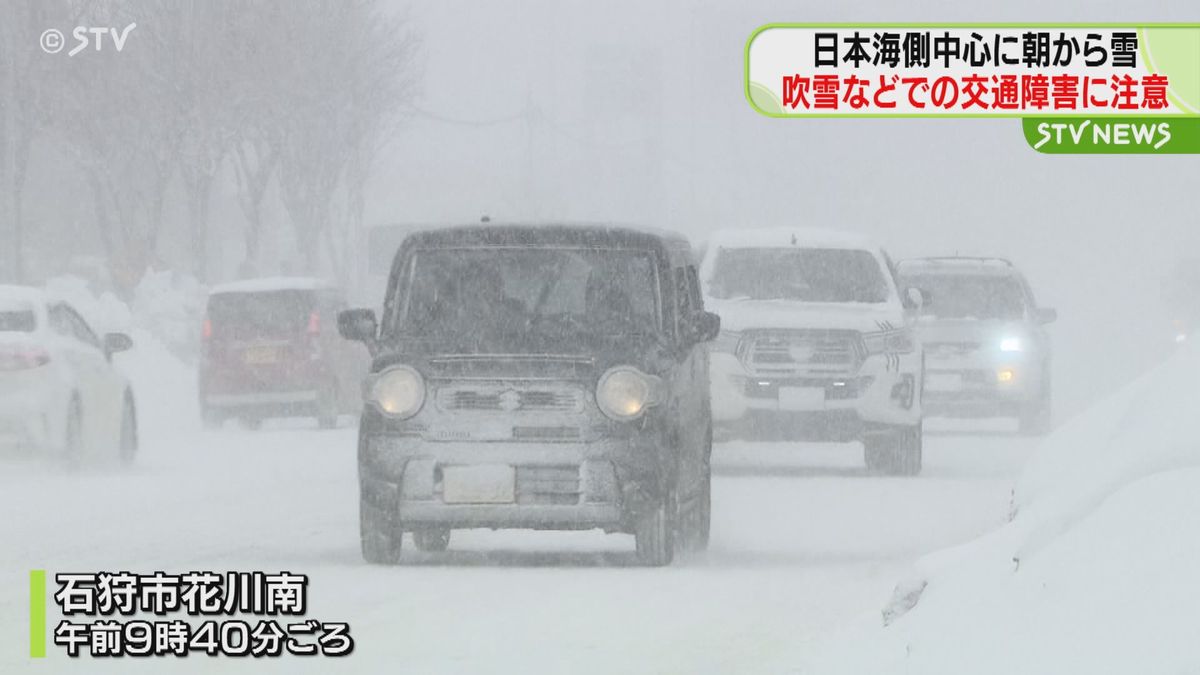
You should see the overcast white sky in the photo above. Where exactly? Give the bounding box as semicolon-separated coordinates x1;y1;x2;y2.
366;0;1200;417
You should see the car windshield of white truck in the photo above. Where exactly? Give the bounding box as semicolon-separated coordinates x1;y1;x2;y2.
905;274;1026;320
708;247;889;303
397;247;659;338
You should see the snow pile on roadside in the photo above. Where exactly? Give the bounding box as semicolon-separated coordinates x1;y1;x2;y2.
797;343;1200;675
129;269;207;363
46;271;206;363
44;275;132;334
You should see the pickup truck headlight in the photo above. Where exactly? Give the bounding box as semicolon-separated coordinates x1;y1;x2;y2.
368;365;425;418
863;328;916;355
596;366;664;420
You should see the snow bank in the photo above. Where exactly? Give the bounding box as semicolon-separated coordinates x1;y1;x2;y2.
45;271;206;363
798;342;1200;675
129;269;207;363
209;275;333;294
705;227;878;251
44;275;131;335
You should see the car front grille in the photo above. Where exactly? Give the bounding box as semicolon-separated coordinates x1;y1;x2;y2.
436;383;586;413
427;355;594;379
511;426;582;441
740;330;862;376
516;465;580;505
924;341;981;358
743;376;873;400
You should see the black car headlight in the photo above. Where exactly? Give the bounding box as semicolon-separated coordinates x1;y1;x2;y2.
596;366;665;420
367;365;425;419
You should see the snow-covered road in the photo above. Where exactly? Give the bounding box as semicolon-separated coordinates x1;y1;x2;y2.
0;415;1037;673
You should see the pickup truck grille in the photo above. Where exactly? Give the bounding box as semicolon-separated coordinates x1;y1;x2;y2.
741;329;862;376
436;383;586;413
924;341;980;358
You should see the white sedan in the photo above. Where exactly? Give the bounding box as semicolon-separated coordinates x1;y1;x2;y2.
0;286;137;463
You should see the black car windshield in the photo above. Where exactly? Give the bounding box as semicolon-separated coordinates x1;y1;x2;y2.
904;274;1027;320
393;247;660;338
708;247;890;303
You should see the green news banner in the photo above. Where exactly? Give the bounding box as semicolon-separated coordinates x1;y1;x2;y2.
1023;117;1200;153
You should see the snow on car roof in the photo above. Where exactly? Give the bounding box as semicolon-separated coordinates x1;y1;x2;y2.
706;227;880;251
404;222;692;250
0;284;48;308
896;257;1017;275
208;277;335;295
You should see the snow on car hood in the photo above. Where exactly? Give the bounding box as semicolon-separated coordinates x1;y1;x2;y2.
913;317;1028;344
706;297;906;333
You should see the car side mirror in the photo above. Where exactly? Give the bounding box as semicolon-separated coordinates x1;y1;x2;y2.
903;287;930;311
103;332;133;359
688;310;721;344
1036;307;1057;324
338;309;378;343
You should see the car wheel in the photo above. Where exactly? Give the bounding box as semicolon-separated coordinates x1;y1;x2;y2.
864;424;923;476
118;395;137;466
360;498;402;565
412;528;451;552
316;383;339;429
635;489;676;566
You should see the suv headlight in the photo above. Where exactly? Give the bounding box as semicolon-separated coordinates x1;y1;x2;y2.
368;365;425;418
596;366;665;420
863;328;916;355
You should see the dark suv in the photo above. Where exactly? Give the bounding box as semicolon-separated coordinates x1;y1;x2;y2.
339;224;720;566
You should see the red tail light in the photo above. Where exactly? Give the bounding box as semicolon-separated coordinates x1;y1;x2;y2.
0;346;51;371
307;311;321;335
202;318;212;340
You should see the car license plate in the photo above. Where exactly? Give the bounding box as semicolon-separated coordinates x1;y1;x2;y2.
778;386;825;411
442;465;516;504
926;372;964;392
243;346;278;365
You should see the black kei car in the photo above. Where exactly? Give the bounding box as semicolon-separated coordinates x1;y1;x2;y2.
339;224;721;566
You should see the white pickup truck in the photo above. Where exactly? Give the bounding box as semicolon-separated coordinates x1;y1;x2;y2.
702;228;925;475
